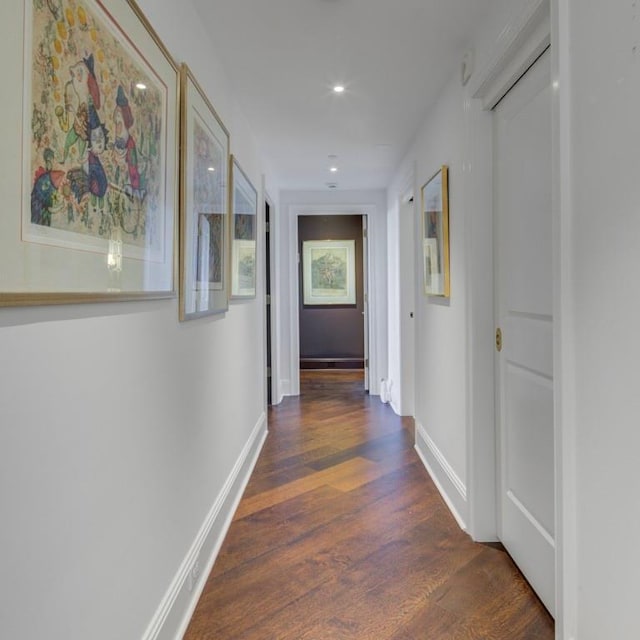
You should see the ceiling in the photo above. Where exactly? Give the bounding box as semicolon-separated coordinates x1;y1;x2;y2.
190;0;497;192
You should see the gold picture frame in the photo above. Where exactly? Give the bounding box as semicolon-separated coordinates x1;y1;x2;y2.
179;63;230;320
230;156;257;299
2;0;180;306
421;165;450;297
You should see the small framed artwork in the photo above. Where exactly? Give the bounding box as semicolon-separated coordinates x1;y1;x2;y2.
4;0;180;306
179;63;230;320
302;239;356;306
423;237;438;287
230;156;257;299
421;165;450;297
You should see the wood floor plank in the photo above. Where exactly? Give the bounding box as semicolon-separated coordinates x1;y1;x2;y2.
191;476;446;638
234;456;383;519
183;370;554;640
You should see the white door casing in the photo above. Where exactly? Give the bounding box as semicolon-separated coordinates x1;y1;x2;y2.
399;195;416;416
494;48;555;615
363;215;370;391
286;203;381;397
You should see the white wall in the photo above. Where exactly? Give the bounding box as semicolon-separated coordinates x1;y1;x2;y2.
387;0;546;538
276;189;388;399
0;1;271;639
386;1;640;636
564;1;640;637
389;73;471;527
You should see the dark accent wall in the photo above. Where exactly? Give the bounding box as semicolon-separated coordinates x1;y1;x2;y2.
298;215;364;366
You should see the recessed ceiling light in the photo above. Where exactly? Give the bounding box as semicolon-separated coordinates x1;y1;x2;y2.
330;166;338;173
135;82;147;90
333;85;345;94
207;167;215;172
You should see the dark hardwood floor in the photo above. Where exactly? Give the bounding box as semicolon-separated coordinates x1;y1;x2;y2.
184;370;554;639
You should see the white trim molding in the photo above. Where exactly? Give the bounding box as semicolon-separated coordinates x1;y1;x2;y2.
461;95;497;543
141;413;268;640
470;0;551;110
415;421;468;532
552;0;577;635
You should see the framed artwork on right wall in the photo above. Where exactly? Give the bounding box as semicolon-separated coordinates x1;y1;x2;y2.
421;165;450;297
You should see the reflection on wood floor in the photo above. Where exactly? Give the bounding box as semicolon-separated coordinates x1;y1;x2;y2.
184;369;554;639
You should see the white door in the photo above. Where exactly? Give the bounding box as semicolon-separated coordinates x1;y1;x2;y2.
494;48;555;615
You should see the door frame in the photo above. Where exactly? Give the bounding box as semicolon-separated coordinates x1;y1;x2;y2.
467;0;575;634
263;183;277;407
362;215;370;391
399;189;416;417
387;163;416;417
287;203;379;397
466;0;552;540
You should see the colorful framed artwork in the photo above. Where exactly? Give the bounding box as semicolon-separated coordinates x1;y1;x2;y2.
302;239;356;306
230;156;257;299
179;63;230;320
2;0;180;306
421;165;450;297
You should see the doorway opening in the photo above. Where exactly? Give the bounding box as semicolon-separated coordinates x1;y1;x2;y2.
265;197;273;405
297;214;368;389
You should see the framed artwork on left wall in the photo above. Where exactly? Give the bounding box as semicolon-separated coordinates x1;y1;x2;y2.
2;0;180;306
230;156;258;299
179;63;230;320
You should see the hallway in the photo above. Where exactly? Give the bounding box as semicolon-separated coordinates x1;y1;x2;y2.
184;371;554;639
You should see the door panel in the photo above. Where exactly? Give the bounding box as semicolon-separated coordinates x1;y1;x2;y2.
495;47;555;615
504;364;554;534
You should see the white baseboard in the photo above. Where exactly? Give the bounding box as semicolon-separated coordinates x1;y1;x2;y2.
414;421;468;532
279;378;291;399
389;399;401;416
141;412;268;640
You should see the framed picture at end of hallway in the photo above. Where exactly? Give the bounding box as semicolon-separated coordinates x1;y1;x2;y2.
302;239;356;306
2;0;180;306
421;165;450;297
230;156;257;299
179;63;230;320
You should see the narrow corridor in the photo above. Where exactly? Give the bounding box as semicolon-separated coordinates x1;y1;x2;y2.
184;370;553;639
